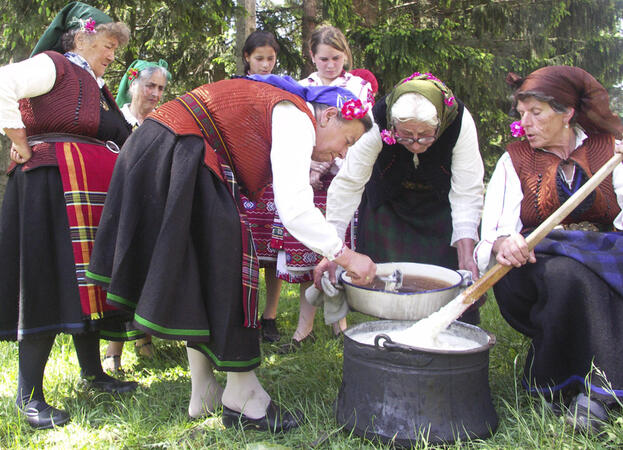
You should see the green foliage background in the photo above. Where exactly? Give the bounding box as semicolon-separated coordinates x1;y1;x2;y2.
1;0;623;176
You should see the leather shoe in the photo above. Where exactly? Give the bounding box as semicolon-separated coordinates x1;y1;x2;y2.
17;400;70;430
260;317;281;343
277;332;315;354
83;375;138;394
221;400;303;432
564;393;609;433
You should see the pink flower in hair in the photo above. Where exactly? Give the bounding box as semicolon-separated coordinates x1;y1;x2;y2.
510;121;525;138
341;99;369;120
444;96;455;107
381;129;396;145
82;18;96;34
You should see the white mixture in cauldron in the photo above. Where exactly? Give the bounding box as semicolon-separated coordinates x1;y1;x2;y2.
351;327;481;351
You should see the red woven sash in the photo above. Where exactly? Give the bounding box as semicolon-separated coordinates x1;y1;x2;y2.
55;141;118;319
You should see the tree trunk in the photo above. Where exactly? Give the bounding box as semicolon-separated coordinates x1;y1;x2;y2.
235;0;256;75
301;0;319;78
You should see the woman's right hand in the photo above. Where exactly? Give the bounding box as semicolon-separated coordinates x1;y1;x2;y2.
10;142;32;164
493;233;536;267
334;247;376;286
5;128;32;164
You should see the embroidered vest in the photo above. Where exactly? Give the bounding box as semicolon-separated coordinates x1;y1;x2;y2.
149;79;316;199
364;95;464;209
20;51;102;137
506;134;620;230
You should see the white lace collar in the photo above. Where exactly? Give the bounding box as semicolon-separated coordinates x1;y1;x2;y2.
64;52;105;88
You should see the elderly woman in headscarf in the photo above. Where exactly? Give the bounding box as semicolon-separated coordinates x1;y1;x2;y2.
115;59;171;128
475;66;623;432
102;59;171;372
0;1;136;430
317;72;484;323
86;74;375;431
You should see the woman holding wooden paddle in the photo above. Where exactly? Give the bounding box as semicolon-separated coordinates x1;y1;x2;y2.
476;66;623;434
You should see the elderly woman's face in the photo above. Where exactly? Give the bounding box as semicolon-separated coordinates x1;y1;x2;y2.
132;71;167;112
516;97;572;150
392;120;438;154
77;33;119;78
312;107;365;162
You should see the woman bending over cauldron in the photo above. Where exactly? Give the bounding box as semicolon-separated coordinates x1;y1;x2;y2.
86;75;375;431
0;1;136;429
475;65;623;433
316;72;484;323
102;58;171;373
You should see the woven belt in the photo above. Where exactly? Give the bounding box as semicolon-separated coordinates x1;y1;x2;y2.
27;133;120;153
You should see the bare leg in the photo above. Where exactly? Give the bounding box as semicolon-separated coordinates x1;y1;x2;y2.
135;335;154;357
103;341;124;372
222;371;270;419
262;267;282;319
332;316;348;335
292;281;316;341
187;346;224;418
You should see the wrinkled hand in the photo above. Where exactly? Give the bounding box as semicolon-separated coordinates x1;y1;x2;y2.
10;142;32;164
493;233;536;267
313;257;338;288
334;247;376;286
456;238;479;280
309;170;323;190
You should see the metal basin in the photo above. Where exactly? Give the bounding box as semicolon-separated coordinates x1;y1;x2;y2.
341;262;466;320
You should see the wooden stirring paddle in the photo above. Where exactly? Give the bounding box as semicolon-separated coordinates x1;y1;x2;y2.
407;152;623;341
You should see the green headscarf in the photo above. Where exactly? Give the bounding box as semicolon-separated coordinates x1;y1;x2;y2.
115;59;171;107
385;72;458;135
31;2;112;57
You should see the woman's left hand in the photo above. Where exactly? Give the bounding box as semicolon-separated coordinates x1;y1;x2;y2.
456;238;479;280
615;140;623;155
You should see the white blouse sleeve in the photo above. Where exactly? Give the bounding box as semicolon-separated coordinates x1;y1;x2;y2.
612;159;623;230
474;152;524;273
270;101;344;258
448;107;485;245
326;122;383;239
0;53;56;132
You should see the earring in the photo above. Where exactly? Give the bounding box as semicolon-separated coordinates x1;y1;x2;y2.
564;123;569;129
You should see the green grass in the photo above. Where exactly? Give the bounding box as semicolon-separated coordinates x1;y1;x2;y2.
1;276;622;449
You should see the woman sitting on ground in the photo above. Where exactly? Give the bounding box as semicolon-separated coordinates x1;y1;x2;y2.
476;65;623;433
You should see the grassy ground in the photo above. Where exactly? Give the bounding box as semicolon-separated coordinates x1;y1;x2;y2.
1;275;622;449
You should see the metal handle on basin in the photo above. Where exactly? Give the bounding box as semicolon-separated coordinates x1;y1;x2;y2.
457;269;473;290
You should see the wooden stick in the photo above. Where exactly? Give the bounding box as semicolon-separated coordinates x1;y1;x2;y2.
459;151;623;307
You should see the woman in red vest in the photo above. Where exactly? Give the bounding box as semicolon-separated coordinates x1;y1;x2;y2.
0;2;137;430
475;66;623;433
87;75;375;432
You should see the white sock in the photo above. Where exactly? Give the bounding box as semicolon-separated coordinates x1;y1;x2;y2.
221;371;270;419
187;346;224;418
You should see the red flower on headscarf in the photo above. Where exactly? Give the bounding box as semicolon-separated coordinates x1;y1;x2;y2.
127;68;139;81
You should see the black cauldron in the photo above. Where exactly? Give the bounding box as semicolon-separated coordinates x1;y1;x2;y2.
336;320;498;446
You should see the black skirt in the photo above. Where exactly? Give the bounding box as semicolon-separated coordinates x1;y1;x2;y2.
0;166;129;340
494;254;623;401
87;120;261;371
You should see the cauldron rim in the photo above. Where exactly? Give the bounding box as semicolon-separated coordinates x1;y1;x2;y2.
344;319;496;355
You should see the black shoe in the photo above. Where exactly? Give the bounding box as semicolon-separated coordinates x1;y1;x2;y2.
260;317;281;343
221;400;303;432
17;400;70;430
564;393;609;433
82;375;138;394
277;332;316;354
